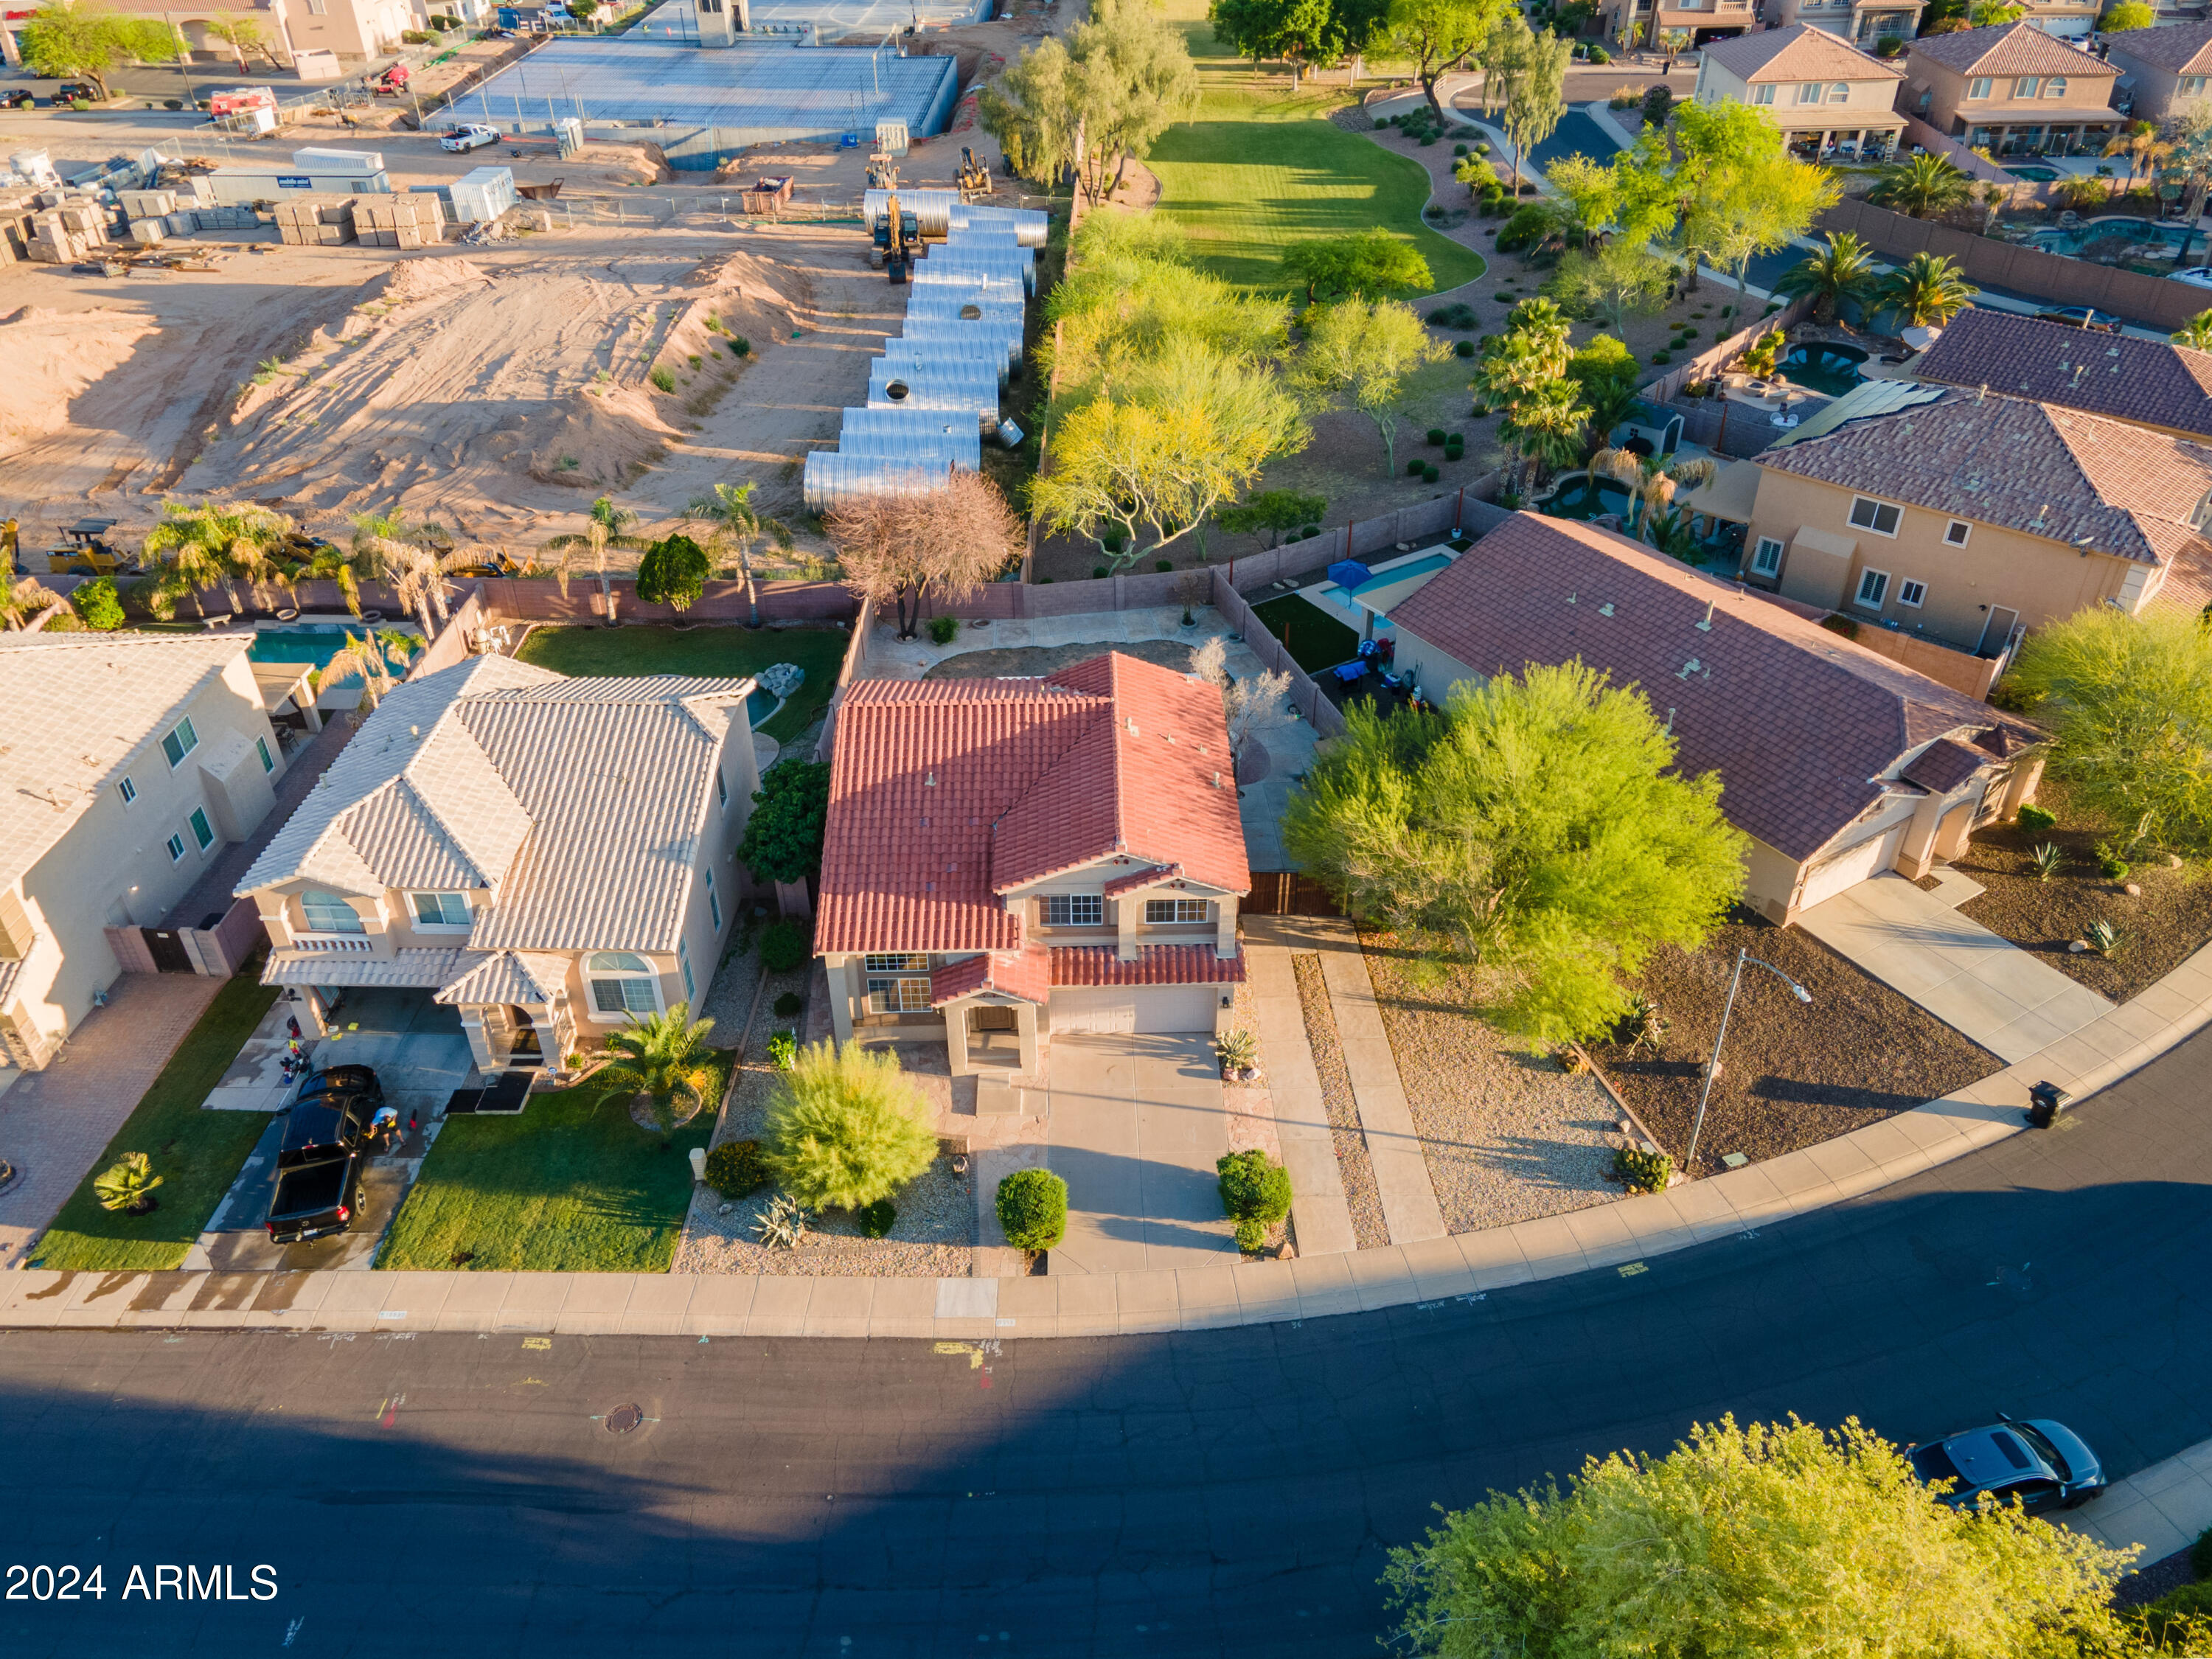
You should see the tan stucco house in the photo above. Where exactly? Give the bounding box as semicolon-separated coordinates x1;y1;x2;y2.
236;654;758;1077
1695;25;1907;161
1899;22;2118;155
1761;0;1923;54
0;634;289;1071
1600;0;1756;52
812;653;1251;1080
2104;20;2212;125
1739;379;2212;655
1382;513;2044;924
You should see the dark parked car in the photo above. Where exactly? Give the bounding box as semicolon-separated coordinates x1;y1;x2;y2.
266;1066;384;1245
2033;306;2124;333
1906;1416;2106;1514
53;82;102;105
0;88;35;111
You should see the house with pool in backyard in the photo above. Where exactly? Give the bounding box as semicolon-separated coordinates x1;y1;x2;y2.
234;653;762;1077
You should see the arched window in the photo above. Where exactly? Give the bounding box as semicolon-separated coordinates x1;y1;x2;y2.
300;890;364;934
587;951;661;1018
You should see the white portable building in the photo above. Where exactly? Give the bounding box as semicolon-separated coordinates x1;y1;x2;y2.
451;166;517;224
291;147;385;175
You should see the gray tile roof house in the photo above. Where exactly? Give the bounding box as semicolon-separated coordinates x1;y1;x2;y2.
1384;513;2044;921
1905;18;2108;78
2105;18;2212;74
1912;307;2212;445
237;653;760;1076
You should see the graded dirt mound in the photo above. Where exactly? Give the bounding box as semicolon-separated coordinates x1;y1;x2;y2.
0;307;161;452
370;255;493;304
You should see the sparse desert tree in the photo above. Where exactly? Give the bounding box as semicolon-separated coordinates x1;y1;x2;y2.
1281;229;1433;303
830;470;1024;639
1477;10;1571;197
1190;635;1295;763
765;1040;939;1212
17;5;179;100
980;0;1197;198
1296;296;1450;476
1388;0;1505;122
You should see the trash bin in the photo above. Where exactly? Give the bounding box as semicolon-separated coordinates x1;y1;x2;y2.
2027;1079;2068;1128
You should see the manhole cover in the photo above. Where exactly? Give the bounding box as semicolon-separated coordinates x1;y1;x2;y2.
605;1402;644;1435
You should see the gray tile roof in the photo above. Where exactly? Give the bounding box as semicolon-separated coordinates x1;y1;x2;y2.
0;633;251;893
1899;736;1989;794
1756;381;2212;570
1913;307;2212;444
1700;23;1905;83
434;949;572;1006
2107;18;2212;74
1906;20;2112;79
262;947;474;988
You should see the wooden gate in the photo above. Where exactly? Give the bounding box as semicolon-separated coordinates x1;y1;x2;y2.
1242;872;1346;917
140;927;194;973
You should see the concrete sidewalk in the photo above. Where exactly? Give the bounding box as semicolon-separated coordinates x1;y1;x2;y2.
1242;918;1357;1256
2065;1437;2212;1572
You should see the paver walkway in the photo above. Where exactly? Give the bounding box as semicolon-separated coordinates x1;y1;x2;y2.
159;715;352;930
2064;1434;2212;1570
1241;917;1356;1256
1799;873;2113;1062
1043;1032;1239;1274
0;973;225;1270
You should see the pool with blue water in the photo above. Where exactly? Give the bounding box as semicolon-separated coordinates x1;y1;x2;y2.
1780;342;1868;399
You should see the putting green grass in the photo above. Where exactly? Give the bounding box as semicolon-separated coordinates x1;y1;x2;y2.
32;973;280;1273
1251;594;1361;675
514;622;850;745
378;1057;730;1273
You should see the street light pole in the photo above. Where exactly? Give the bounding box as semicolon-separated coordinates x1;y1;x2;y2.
1685;948;1812;1176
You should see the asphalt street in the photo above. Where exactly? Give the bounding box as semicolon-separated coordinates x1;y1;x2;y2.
1;1029;2208;1659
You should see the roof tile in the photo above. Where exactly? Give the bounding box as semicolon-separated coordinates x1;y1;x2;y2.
1906;20;2112;79
1913;308;2212;444
1700;23;1905;83
1047;944;1246;987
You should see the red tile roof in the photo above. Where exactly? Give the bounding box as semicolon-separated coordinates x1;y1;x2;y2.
1048;945;1247;987
930;945;1051;1006
1386;514;2039;862
1102;863;1184;897
815;653;1250;955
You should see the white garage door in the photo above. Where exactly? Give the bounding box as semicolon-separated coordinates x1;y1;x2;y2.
1798;821;1907;910
1051;987;1219;1034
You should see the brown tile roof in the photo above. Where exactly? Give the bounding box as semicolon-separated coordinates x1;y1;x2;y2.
815;653;1250;956
1913;308;2212;444
1900;736;1990;794
1700;23;1905;83
931;945;1051;1006
1906;20;2112;79
2107;18;2212;74
1048;945;1246;987
1385;514;2037;862
1757;383;2212;568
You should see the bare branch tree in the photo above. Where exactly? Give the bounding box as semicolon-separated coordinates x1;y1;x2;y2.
828;472;1024;639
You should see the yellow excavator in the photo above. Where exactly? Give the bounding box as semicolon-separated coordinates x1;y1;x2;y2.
46;518;133;577
956;145;991;198
873;189;915;285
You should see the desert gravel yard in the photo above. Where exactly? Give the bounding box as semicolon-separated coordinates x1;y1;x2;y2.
1357;933;1621;1232
1587;908;2003;1178
1293;953;1389;1250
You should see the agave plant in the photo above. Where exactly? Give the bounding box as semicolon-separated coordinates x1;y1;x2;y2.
1215;1027;1259;1077
94;1152;163;1214
2028;841;2066;882
2085;919;2124;958
754;1192;810;1249
1619;993;1669;1057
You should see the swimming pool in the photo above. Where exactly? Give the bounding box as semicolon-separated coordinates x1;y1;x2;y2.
745;685;780;728
249;623;418;689
1539;476;1637;521
2027;217;2202;264
2004;165;2060;182
1780;342;1868;399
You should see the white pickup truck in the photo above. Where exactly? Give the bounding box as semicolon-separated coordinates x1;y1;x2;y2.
440;123;501;153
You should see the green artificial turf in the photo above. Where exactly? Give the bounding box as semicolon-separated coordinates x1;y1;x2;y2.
1251;594;1362;675
514;622;851;745
31;973;280;1272
377;1057;730;1272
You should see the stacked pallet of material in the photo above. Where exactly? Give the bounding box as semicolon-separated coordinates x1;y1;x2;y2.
352;192;447;248
128;218;167;247
273;196;357;246
0;189;41;265
190;204;261;232
27;201;106;263
119;187;178;222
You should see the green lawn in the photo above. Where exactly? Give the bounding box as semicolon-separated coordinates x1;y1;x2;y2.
514;623;850;745
1144;9;1485;297
32;973;279;1272
377;1058;728;1272
1251;594;1361;675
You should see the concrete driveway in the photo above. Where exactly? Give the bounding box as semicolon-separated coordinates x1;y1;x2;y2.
1798;873;2113;1062
1043;1032;1239;1274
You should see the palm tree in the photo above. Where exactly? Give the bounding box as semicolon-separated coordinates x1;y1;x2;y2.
601;1002;720;1135
324;630;399;709
142;499;291;619
1773;232;1880;324
2105;120;2168;192
1577;377;1642;472
1877;252;1978;328
684;481;792;628
2174;310;2212;351
540;495;648;613
1969;0;2025;21
93;1152;163;1214
1500;380;1592;498
1868;153;1972;220
1583;442;1647;513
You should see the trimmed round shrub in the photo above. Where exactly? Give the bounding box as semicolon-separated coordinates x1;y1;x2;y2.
1093;566;1109;579
1677;327;1699;341
1587;44;1610;63
1422;464;1441;484
1453;142;1468;156
2016;803;2057;833
703;1138;770;1199
997;1168;1068;1251
1475;141;1491;154
1455;338;1475;357
1615;1144;1672;1193
730;336;751;356
1299;524;1321;539
759;917;810;974
1426;427;1446;445
928;612;959;644
1217;1150;1293;1225
773;991;804;1018
1101;532;1125;553
1156;559;1173;573
1234;1217;1267;1253
1374;116;1390;129
2191;1521;2212;1579
1651;350;1672;365
72;576;125;631
1408;459;1426;476
858;1198;897;1238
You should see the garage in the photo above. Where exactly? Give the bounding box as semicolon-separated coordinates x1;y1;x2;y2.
1050;985;1220;1034
1797;821;1907;911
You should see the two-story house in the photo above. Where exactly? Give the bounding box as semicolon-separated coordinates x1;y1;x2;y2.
1385;512;2045;922
1762;0;1923;55
1601;0;1756;55
1696;25;1907;161
237;653;758;1077
813;653;1251;1079
1738;379;2212;660
1910;306;2212;445
0;633;289;1071
2104;19;2212;123
1899;22;2118;156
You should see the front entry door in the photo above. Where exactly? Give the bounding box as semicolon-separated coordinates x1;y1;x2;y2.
506;1008;543;1067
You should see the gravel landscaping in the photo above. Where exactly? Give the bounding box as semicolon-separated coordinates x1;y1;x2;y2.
922;637;1204;681
1587;907;2004;1178
1944;782;2212;1003
1357;933;1621;1232
1293;953;1388;1250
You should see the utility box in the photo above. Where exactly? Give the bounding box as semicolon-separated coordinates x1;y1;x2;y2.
293;48;344;81
875;119;909;157
450;164;516;224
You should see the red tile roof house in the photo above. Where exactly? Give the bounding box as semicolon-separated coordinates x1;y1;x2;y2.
1385;514;2044;924
813;653;1251;1079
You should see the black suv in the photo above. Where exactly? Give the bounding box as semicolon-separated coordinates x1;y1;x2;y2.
266;1067;385;1245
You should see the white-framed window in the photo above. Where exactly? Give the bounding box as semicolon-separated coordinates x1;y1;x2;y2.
257;736;275;774
301;889;365;934
1798;80;1825;104
679;940;695;1001
1751;83;1775;104
1968;76;1994;99
1855;568;1891;609
1751;537;1784;576
165;832;186;863
1897;578;1928;608
305;0;325;13
1042;894;1103;927
1848;495;1902;537
160;717;198;770
2014;76;2041;98
704;868;722;931
1944;518;1972;546
1144;897;1211;924
188;807;215;852
2183;75;2209;97
863;953;931;1014
410;891;472;929
588;951;662;1018
2045;77;2066;99
117;776;137;807
1826;82;1849;104
715;768;728;812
